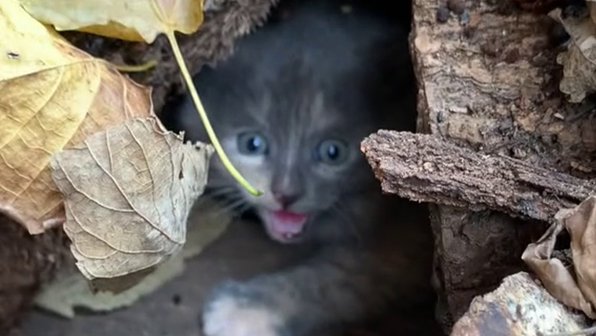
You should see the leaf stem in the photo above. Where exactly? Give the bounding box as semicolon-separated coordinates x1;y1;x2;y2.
166;31;262;196
115;59;158;73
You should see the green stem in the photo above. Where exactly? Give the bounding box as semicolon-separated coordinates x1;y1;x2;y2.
166;31;262;196
115;59;158;73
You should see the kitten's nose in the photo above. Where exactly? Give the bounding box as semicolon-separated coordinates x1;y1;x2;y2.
271;170;303;209
272;191;299;208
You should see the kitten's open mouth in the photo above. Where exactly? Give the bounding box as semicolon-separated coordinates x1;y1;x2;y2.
261;209;309;243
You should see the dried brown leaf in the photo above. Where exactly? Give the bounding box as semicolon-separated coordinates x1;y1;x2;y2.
550;8;596;103
521;222;596;317
522;196;596;318
564;196;596;311
50;117;213;291
0;0;153;234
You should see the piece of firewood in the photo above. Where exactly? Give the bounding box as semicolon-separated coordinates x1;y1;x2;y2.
451;272;590;336
361;130;596;222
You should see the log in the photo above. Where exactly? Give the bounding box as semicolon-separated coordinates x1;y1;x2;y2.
409;0;596;328
361;130;596;223
451;272;590;336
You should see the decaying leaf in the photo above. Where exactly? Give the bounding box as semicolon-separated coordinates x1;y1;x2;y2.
550;8;596;103
565;196;596;311
50;117;213;291
0;0;152;234
35;199;231;317
521;222;596;317
522;196;596;318
20;0;204;43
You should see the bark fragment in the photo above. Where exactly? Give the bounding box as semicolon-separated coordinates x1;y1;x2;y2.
451;272;590;336
361;131;595;223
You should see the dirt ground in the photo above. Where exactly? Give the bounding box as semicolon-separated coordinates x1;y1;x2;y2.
18;215;441;336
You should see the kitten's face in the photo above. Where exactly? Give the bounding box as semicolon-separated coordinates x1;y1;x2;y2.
170;2;410;244
204;75;378;244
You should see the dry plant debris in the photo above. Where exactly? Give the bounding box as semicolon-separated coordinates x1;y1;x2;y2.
20;0;261;195
523;196;596;318
1;0;219;291
0;0;153;234
51;118;212;291
20;0;204;43
551;6;596;102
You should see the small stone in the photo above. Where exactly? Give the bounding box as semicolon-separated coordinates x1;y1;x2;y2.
553;112;565;120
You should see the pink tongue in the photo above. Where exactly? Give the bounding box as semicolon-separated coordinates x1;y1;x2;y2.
270;210;307;235
273;210;307;223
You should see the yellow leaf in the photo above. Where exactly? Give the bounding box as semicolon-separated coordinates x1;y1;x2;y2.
0;0;153;234
20;0;204;42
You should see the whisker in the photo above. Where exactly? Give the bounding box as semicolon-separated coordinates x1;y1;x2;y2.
222;198;248;213
209;193;252;218
204;186;238;198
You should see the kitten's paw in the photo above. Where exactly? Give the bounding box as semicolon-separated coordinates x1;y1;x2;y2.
202;294;283;336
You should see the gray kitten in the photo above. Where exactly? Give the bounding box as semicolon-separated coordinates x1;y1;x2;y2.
164;1;434;335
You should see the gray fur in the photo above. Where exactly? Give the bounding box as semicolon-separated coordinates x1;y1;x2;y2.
165;1;433;335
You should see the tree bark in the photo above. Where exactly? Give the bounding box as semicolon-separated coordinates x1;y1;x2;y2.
362;131;595;223
409;0;596;329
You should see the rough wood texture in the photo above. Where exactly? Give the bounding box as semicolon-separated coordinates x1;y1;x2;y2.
410;0;596;329
451;272;590;336
362;131;596;222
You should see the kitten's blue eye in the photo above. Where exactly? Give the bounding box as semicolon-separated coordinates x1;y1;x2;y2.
315;139;348;165
237;132;268;155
